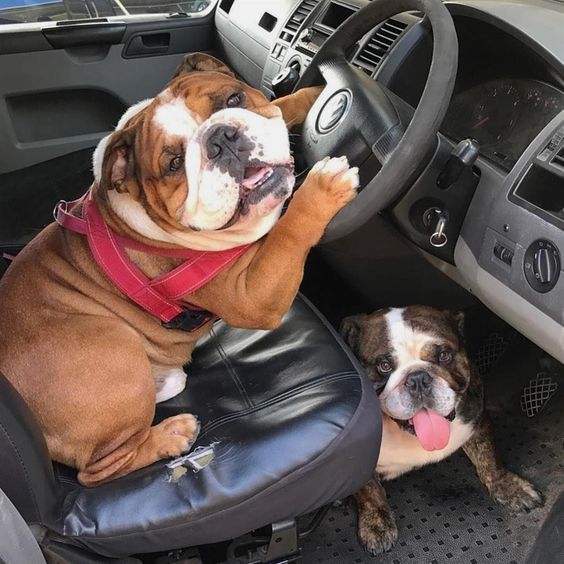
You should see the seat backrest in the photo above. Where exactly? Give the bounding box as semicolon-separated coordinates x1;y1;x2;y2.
0;371;60;524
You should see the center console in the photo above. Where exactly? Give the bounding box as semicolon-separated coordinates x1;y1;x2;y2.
474;115;564;317
446;111;564;362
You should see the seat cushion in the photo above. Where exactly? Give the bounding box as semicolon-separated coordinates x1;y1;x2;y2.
50;295;381;557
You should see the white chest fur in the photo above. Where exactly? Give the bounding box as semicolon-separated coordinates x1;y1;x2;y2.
376;415;475;481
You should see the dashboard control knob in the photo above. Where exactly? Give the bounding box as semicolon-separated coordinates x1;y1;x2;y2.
524;240;560;293
272;63;300;98
534;248;557;284
299;27;314;44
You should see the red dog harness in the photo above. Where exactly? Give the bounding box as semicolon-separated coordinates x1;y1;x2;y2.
55;192;252;331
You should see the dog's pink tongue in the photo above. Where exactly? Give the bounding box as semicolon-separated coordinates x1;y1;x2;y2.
411;409;450;451
242;167;270;188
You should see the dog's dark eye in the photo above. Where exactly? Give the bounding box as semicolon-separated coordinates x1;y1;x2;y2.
169;155;184;172
438;350;453;364
226;92;243;108
376;358;393;375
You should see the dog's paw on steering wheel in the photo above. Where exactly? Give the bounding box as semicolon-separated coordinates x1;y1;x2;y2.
297;156;359;222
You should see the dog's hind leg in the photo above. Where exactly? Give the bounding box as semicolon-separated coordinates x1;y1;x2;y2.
31;318;199;487
354;477;398;555
77;412;200;486
463;413;543;512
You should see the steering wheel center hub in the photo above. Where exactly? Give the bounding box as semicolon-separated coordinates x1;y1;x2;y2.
317;90;352;133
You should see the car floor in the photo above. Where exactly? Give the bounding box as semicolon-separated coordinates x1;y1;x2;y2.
297;318;564;564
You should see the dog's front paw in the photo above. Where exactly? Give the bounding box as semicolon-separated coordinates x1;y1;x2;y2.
298;156;359;220
154;413;200;458
489;471;543;513
357;506;398;555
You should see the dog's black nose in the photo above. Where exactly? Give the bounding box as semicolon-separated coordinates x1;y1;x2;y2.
204;124;242;160
405;371;432;394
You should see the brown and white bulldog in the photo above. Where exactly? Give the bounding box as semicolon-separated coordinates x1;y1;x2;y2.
341;306;543;554
0;53;359;486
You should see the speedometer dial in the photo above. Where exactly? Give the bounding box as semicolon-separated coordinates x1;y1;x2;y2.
541;95;563;115
468;82;520;146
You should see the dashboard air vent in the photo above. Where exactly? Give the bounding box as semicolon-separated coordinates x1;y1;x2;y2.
280;0;321;43
354;18;408;75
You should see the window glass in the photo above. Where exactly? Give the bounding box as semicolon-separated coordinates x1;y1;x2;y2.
0;0;213;25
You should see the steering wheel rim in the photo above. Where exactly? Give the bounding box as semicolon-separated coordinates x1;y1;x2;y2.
295;0;458;243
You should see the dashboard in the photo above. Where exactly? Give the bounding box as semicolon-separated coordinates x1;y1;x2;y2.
215;0;564;364
216;1;564;172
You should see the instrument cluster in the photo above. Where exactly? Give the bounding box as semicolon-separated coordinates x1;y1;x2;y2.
443;78;564;170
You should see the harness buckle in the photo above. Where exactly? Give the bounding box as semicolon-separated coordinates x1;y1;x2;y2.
162;308;215;332
53;200;67;222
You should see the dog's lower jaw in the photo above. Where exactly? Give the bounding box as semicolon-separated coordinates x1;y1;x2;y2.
376;414;476;481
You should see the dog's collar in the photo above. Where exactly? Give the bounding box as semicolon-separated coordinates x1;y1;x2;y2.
55;191;252;331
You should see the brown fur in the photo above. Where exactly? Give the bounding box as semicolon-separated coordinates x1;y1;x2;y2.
0;56;346;486
463;413;544;512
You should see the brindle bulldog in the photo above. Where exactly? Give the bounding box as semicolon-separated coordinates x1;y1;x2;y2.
341;306;543;554
0;53;359;486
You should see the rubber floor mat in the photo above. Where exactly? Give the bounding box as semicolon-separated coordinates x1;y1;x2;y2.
299;339;564;564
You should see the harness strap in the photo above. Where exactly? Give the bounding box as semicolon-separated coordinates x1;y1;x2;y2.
54;192;252;330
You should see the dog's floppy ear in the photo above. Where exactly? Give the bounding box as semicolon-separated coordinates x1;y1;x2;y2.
173;52;235;79
340;314;368;354
98;126;140;199
444;310;465;341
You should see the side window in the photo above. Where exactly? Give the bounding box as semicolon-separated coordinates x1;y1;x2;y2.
0;1;213;25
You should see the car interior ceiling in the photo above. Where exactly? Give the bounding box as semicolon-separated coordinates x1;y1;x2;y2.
0;1;563;563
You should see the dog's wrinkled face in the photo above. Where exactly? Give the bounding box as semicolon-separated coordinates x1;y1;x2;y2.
92;53;294;251
341;306;472;451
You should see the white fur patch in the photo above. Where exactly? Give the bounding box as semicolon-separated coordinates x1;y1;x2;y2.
108;190;284;251
116;98;153;130
383;308;434;393
153;366;187;403
92;134;111;182
153;98;200;139
377;415;475;480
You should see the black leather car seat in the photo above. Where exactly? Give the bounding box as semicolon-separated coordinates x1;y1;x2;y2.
0;294;381;559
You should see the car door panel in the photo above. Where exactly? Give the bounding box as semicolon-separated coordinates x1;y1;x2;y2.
0;16;214;175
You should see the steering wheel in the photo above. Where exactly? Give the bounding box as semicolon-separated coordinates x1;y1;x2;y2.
295;0;458;243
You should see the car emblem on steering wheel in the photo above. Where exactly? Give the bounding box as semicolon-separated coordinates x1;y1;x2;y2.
317;90;352;133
